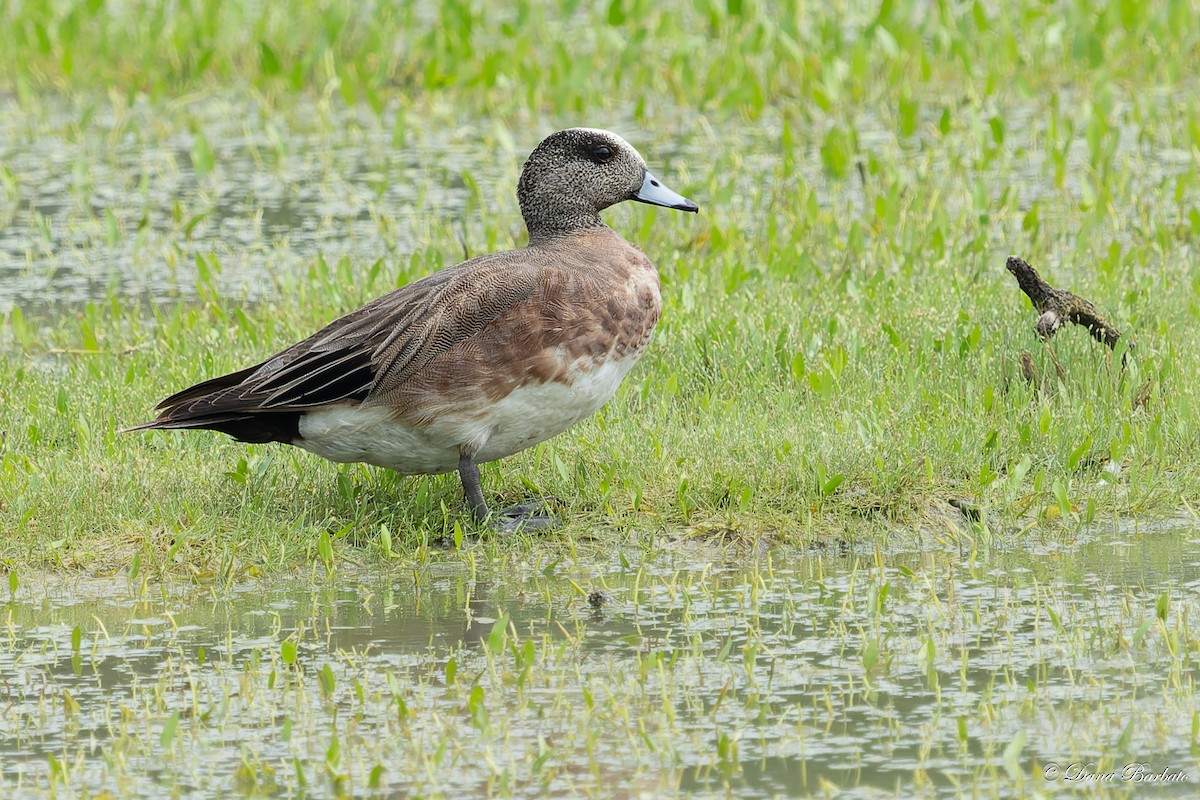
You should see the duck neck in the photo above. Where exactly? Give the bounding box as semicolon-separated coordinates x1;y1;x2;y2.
520;194;607;244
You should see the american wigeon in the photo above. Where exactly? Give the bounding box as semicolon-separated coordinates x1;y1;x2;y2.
132;128;698;531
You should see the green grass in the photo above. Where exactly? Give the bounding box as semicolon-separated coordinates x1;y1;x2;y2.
3;0;1200;571
3;0;1198;117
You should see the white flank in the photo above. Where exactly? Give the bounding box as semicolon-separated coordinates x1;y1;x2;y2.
295;356;639;475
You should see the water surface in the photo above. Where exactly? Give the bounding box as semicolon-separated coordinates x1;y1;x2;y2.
3;90;1195;316
2;520;1198;797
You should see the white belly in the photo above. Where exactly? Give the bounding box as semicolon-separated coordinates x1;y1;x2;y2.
294;357;638;474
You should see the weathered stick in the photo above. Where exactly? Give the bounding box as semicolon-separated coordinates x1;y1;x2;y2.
1004;256;1123;349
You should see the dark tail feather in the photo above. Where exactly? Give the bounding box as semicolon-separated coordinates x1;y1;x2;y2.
125;362;301;444
124;411;301;444
152;363;265;411
124;413;254;433
127;344;373;444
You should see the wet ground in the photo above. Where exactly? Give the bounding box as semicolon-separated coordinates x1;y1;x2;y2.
4;91;1196;317
1;98;473;314
0;96;705;316
2;519;1198;797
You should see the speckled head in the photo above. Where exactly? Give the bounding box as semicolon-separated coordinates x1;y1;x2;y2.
517;128;698;242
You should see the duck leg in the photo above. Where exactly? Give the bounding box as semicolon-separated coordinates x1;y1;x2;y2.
457;451;558;532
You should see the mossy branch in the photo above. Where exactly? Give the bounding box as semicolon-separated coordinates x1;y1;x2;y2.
1004;256;1123;349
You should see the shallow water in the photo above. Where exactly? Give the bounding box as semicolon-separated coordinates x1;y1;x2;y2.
3;90;1196;317
2;520;1198;798
0;95;727;316
0;97;496;314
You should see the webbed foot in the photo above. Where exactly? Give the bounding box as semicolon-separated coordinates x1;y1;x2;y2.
490;502;559;533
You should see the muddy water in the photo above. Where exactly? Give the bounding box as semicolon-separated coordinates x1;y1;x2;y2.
2;521;1198;798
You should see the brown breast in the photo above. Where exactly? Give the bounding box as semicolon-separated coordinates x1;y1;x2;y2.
391;228;663;418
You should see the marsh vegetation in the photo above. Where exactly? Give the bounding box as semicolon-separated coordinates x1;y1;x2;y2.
2;0;1200;796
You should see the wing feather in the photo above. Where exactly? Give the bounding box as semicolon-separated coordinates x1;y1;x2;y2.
138;253;542;434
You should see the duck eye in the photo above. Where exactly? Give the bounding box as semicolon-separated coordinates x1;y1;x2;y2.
592;145;614;162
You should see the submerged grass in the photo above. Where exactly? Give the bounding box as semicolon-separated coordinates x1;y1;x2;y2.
2;0;1200;572
2;527;1199;798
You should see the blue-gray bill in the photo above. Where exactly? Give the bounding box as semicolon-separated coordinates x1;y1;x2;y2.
633;170;699;212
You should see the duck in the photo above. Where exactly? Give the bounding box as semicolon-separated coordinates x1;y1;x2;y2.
131;128;698;531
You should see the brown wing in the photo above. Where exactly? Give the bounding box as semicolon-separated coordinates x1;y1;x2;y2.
131;252;541;442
